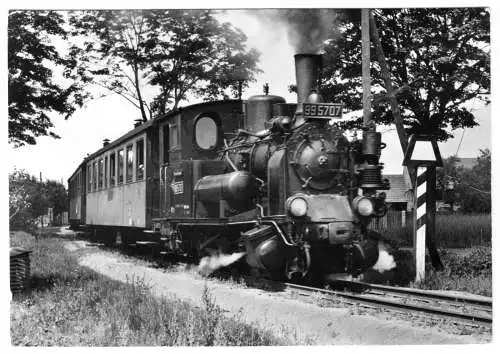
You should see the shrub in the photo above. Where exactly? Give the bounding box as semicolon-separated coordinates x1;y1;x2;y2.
415;247;492;296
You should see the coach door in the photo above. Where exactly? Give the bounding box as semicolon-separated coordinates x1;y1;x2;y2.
159;122;170;216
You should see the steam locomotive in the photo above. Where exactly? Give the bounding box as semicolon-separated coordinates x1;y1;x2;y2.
68;53;390;282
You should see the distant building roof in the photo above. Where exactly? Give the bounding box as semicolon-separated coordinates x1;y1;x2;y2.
382;174;412;203
456;157;477;170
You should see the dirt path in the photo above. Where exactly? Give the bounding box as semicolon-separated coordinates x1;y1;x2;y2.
71;243;487;345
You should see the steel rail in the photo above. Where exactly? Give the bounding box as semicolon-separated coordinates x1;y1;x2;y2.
331;279;493;307
284;282;492;327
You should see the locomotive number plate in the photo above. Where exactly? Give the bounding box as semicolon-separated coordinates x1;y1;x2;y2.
171;181;184;195
303;103;343;119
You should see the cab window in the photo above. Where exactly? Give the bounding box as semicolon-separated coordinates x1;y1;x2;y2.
170;115;180;149
162;124;169;164
195;115;219;150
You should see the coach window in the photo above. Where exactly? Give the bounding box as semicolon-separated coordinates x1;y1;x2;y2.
110;152;116;186
93;161;97;192
194;115;219;150
77;171;80;195
104;155;108;188
126;144;133;183
136;138;144;180
98;158;104;189
87;165;91;192
118;149;124;185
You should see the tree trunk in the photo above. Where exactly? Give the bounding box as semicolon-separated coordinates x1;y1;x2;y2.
370;13;416;185
133;63;148;122
369;12;408;155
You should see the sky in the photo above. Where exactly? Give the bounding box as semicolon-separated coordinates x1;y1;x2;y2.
7;9;492;185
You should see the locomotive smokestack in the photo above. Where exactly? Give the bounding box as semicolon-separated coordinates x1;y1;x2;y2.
294;53;322;119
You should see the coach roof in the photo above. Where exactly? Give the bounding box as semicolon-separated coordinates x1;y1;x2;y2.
84;118;156;163
84;99;242;163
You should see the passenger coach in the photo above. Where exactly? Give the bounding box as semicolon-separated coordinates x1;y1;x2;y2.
68;100;243;245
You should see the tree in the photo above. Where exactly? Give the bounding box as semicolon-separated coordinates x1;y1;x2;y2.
8;10;87;146
9;169;33;224
437;149;490;213
9;169;46;229
9;169;68;229
458;149;490;213
69;10;261;119
437;155;461;209
69;10;153;121
44;180;68;217
322;8;490;141
146;10;261;115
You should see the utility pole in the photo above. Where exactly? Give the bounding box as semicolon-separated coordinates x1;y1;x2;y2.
361;9;372;126
369;12;408;155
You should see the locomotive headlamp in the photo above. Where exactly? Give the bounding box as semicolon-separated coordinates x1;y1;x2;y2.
353;196;374;216
288;197;308;217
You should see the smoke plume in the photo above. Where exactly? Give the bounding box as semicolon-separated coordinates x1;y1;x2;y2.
198;252;246;276
372;241;396;273
248;9;340;53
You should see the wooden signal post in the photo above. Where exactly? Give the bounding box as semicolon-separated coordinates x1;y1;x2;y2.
403;135;443;282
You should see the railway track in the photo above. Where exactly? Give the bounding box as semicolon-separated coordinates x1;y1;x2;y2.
76;234;492;328
283;280;492;328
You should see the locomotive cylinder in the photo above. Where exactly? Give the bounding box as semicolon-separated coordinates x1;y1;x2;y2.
245;94;285;132
294;54;322;116
194;171;257;211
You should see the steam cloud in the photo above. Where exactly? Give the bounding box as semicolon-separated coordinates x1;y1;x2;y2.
248;9;340;53
198;252;246;276
372;241;396;273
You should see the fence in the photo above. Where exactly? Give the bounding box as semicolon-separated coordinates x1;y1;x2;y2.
368;209;410;231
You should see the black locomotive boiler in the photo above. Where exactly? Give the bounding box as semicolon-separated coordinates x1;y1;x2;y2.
68;53;390;282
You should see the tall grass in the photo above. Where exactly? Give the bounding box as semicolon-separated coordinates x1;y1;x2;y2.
381;213;491;248
415;247;492;296
10;232;293;346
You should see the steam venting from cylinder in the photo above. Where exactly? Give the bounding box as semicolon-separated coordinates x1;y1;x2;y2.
198;252;246;276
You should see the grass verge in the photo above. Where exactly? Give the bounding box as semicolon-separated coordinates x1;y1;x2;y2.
383;246;492;296
415;247;492;297
382;213;491;248
10;231;292;346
